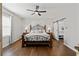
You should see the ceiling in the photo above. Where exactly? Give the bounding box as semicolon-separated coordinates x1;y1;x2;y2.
2;3;77;19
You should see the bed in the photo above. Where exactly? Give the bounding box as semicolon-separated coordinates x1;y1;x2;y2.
22;24;52;47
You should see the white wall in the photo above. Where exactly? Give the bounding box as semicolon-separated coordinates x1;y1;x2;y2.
2;7;23;47
64;4;79;51
11;15;23;42
76;4;79;45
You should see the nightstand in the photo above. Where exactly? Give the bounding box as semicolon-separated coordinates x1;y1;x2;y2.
47;32;53;39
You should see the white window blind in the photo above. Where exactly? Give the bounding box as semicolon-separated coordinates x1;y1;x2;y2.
2;13;12;48
2;14;11;37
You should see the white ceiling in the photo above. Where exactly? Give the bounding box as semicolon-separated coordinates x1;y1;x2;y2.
2;3;77;19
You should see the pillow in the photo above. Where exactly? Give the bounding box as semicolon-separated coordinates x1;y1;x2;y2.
38;30;42;33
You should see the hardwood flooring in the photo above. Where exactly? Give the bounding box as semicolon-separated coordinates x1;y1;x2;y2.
2;39;76;56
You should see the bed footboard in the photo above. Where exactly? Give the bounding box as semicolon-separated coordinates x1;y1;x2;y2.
22;33;53;48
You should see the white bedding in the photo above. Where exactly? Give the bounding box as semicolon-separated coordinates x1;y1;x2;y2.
26;32;49;38
24;32;50;41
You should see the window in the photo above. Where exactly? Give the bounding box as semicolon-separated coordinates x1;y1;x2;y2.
2;13;12;48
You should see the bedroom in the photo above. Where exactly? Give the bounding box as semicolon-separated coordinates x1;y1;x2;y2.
1;3;79;56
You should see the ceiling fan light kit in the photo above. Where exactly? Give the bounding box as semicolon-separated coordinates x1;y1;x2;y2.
27;5;46;16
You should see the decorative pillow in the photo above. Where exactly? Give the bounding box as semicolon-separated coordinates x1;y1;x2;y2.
38;30;43;33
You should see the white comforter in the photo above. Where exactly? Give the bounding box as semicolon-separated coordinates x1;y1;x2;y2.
24;32;50;41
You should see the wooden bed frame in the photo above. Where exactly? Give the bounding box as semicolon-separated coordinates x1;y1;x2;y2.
21;24;52;48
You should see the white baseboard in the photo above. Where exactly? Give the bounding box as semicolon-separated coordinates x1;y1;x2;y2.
64;43;78;52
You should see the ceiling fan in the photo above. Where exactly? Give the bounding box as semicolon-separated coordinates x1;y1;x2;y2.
27;5;46;16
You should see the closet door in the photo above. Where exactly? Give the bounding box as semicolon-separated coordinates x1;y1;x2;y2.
2;14;12;48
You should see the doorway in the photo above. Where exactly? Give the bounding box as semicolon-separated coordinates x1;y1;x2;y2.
53;18;66;40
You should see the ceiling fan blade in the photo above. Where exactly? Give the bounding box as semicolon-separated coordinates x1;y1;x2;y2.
31;13;35;15
27;9;34;12
38;13;41;16
36;5;39;10
38;11;46;13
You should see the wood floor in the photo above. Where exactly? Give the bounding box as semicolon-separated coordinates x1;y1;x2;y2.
2;39;76;56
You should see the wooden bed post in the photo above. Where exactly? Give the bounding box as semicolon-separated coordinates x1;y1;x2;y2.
50;38;52;48
30;25;31;32
22;34;25;47
44;25;46;32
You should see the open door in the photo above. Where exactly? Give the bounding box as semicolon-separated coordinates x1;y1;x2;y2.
53;22;59;40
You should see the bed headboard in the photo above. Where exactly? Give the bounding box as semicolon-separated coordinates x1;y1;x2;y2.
30;24;46;32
